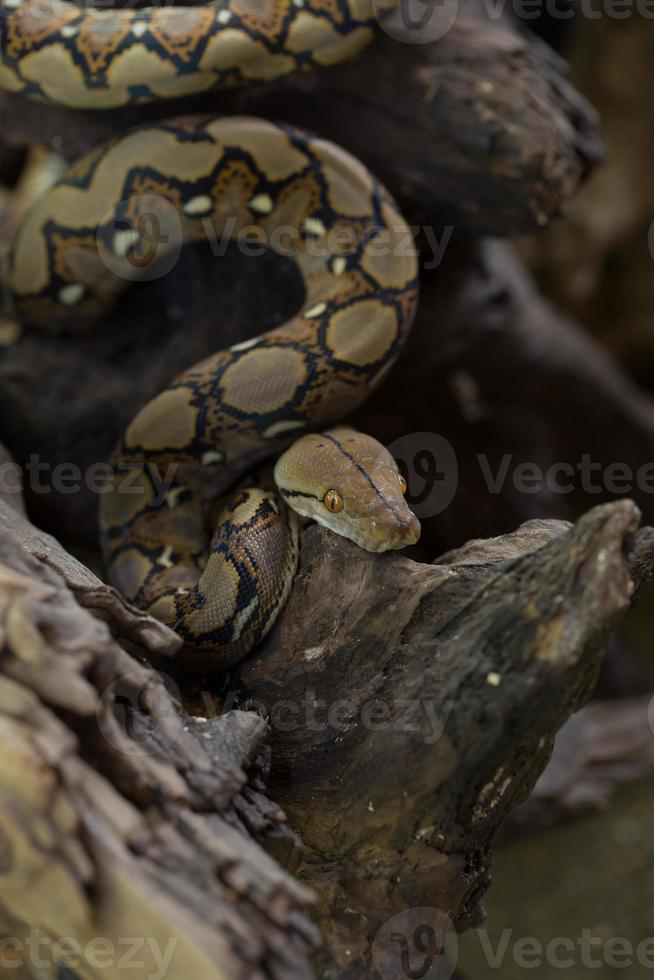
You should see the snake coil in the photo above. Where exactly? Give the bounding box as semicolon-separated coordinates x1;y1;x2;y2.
2;2;420;671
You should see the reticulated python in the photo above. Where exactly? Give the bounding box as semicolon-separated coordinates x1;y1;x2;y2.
0;0;392;108
2;3;420;672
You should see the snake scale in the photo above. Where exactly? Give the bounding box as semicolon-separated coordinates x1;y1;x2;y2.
1;0;421;672
0;0;393;107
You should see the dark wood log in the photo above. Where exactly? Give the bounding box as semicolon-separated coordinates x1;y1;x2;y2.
1;418;652;976
0;450;319;978
239;500;654;975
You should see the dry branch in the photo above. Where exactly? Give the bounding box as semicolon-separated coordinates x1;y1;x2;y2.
240;501;654;975
0;440;652;977
0;469;319;978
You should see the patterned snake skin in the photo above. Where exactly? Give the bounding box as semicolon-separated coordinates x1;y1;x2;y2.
2;4;421;671
0;0;393;107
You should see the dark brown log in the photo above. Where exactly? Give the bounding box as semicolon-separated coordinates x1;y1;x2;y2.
2;416;653;976
0;451;319;978
239;500;654;975
0;0;602;236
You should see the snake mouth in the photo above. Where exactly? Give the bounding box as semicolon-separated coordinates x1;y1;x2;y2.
374;520;421;552
342;511;421;553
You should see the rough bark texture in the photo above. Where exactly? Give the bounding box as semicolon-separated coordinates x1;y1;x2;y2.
0;447;652;977
5;220;654;975
0;452;320;978
239;504;654;975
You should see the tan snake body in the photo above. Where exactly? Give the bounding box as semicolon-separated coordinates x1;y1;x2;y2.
0;0;389;108
2;2;421;671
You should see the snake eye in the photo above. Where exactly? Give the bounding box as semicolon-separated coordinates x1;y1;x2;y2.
399;474;407;494
323;489;343;513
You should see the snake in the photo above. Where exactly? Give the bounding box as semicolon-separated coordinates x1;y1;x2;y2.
1;0;419;671
6;114;420;671
0;0;394;108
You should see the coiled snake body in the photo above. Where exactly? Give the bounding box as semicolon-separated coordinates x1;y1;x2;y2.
0;0;391;108
2;6;420;672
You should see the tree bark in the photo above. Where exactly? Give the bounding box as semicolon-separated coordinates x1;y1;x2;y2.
0;439;652;976
0;457;319;978
239;502;654;975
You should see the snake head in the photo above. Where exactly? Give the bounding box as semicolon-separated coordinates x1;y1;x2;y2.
274;425;421;552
